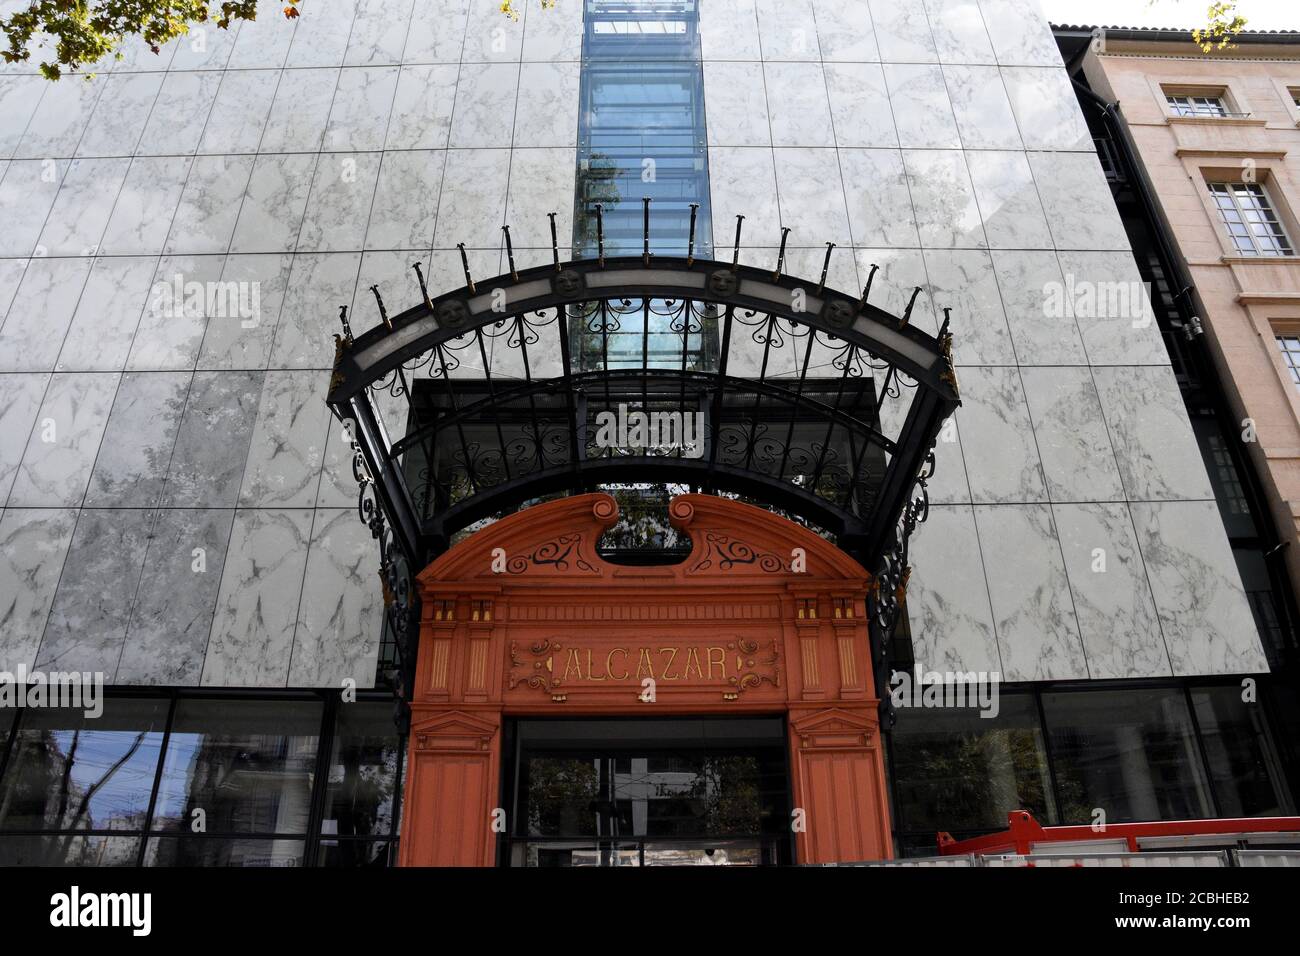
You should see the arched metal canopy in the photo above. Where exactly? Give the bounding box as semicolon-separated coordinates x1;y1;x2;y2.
328;253;959;557
326;234;960;717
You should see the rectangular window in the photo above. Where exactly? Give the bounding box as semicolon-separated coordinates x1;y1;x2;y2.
1207;182;1294;257
1277;333;1300;387
149;699;321;836
1042;689;1213;824
1166;93;1229;117
0;695;409;867
1191;687;1291;816
0;702;168;835
890;694;1056;851
316;701;403;867
1190;414;1254;537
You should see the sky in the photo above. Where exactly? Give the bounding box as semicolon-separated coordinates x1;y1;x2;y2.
1040;0;1300;31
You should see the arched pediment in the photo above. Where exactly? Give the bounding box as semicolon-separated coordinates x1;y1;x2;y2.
669;494;870;582
416;491;870;591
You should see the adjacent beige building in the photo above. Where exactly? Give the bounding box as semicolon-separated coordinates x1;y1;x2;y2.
1082;28;1300;593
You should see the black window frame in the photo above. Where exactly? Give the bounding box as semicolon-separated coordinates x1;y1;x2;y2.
0;688;406;868
886;677;1298;856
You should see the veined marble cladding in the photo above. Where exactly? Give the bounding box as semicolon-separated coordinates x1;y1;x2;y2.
700;0;1266;680
0;0;1268;687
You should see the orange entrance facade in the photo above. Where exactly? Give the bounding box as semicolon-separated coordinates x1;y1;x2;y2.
397;492;892;866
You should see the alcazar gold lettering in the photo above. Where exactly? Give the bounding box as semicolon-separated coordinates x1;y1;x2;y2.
556;644;729;682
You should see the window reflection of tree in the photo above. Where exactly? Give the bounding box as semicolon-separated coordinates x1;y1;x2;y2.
896;728;1054;832
526;757;600;836
573;151;620;260
657;755;762;836
0;728;148;865
597;484;692;552
48;730;146;863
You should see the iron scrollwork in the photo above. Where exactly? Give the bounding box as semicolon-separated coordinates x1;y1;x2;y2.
345;417;417;708
873;449;933;635
871;447;936;727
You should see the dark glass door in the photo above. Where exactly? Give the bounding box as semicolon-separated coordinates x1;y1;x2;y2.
501;717;793;866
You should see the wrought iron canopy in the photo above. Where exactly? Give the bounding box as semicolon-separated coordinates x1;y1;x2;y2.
327;250;960;570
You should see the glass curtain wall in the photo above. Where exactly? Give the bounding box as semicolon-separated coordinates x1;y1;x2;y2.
571;0;715;372
573;0;712;261
889;683;1296;856
0;684;1294;864
0;696;403;867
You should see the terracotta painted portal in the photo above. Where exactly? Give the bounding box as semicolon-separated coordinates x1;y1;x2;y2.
398;493;891;866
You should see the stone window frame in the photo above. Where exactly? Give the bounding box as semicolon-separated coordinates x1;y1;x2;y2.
1229;303;1300;432
1272;328;1300;391
1188;161;1300;262
1267;77;1300;126
1263;314;1300;419
1206;181;1295;257
1147;76;1255;122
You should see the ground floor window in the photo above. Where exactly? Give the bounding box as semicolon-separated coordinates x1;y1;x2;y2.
1192;685;1292;817
890;694;1056;839
500;717;792;867
1044;688;1213;823
1;681;1294;864
889;681;1296;856
0;693;402;867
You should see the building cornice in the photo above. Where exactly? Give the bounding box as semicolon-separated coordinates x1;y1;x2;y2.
1095;50;1300;64
1174;147;1288;160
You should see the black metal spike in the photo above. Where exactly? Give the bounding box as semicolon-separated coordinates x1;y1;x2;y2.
817;242;835;294
859;263;880;308
502;225;518;281
686;202;699;266
412;261;432;310
595;202;605;268
338;305;353;344
731;215;745;268
642;197;651;266
939;306;952;339
457;243;476;295
772;227;791;281
900;286;922;328
370;285;390;330
548;212;561;272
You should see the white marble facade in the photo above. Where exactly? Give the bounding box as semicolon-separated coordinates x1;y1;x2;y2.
0;0;1268;688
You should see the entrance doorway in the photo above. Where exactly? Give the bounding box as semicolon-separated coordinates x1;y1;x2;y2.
500;717;794;866
398;493;892;866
